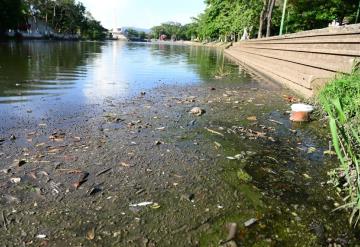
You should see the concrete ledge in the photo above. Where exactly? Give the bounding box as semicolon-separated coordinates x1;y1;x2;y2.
226;24;360;98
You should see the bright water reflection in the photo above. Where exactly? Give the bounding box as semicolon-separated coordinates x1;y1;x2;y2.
0;41;244;106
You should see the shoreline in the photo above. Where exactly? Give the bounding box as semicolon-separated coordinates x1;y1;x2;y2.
149;40;233;48
0;36;233;49
0;77;357;245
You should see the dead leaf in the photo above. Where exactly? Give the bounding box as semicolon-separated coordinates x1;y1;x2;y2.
47;147;63;154
86;227;95;240
57;169;83;174
49;132;65;142
307;147;317;154
324;150;336;155
283;95;298;103
150;203;161;209
73;137;81;142
121;162;130;167
73;172;89;189
246;116;257;121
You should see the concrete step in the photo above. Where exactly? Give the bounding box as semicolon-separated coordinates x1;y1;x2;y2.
227;24;360;98
239;42;360;56
227;49;336;89
225;50;314;97
233;32;360;45
230;46;354;73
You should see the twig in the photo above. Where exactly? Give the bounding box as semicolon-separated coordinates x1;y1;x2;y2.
204;127;224;137
266;156;279;163
2;211;8;231
96;168;112;177
269;119;283;125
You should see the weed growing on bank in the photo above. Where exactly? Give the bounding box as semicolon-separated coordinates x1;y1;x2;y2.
318;69;360;225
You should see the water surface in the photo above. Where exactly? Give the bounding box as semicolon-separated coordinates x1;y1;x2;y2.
0;41;245;105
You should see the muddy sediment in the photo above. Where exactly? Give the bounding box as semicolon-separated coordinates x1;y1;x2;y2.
0;80;358;246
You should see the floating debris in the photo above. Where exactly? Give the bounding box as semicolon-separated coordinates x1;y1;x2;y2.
129;201;154;207
2;211;8;231
10;178;21;184
73;172;89;189
269;119;283;125
219;223;238;246
150;203;161;209
154;140;163;145
96;168;112;177
237;169;252;182
290;103;314;122
246;116;257;121
190;107;206;116
18;160;27;167
307;147;317;154
226;156;236;160
205;127;224;137
103;113;123;123
324;150;336;155
121;162;131;167
214;142;222;149
86;227;95;240
244;218;257;227
49;132;65;142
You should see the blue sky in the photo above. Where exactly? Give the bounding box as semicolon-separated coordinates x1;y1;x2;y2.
78;0;206;29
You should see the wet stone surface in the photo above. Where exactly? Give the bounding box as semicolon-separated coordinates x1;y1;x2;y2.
0;80;359;246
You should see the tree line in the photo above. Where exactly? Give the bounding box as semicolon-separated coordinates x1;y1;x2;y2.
0;0;107;40
151;0;360;42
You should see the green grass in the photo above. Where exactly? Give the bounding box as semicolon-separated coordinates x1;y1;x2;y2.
318;69;360;226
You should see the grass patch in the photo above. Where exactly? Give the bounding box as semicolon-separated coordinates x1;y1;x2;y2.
317;69;360;225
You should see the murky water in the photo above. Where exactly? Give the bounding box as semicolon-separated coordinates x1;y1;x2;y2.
0;41;242;105
0;41;358;246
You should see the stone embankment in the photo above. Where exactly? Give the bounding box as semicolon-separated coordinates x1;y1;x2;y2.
225;24;360;97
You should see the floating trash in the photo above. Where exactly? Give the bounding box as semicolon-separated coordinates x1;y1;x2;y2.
290;103;314;122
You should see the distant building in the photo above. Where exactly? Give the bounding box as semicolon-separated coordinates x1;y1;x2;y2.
6;17;79;39
160;34;167;41
111;28;128;40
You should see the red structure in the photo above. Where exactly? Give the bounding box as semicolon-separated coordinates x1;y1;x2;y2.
159;34;167;41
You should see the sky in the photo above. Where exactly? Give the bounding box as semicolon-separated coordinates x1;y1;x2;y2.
78;0;206;30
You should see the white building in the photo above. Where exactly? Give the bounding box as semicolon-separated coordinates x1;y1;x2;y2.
111;28;128;40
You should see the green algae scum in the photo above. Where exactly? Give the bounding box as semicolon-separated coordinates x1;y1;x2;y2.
0;41;359;246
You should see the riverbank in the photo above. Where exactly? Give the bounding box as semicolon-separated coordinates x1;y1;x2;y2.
224;24;360;98
317;69;360;226
150;40;232;49
1;78;359;245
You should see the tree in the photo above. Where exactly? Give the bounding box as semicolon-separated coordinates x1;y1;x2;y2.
0;0;24;36
139;31;147;40
126;28;139;40
151;22;187;40
285;0;358;33
19;0;107;39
